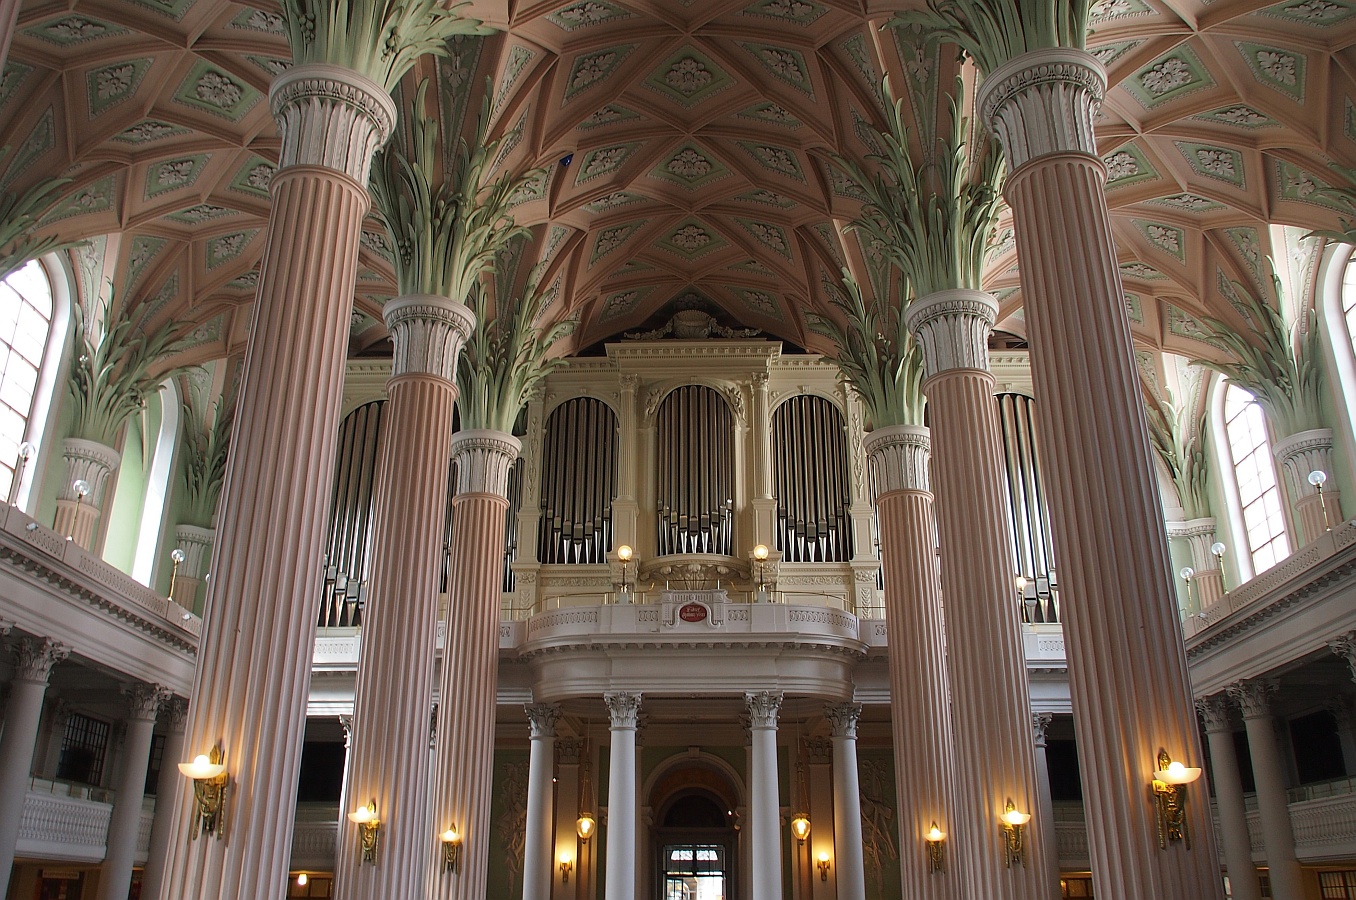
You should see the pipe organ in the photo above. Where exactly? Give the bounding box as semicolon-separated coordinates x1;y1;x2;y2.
655;385;735;556
772;395;853;562
996;392;1059;623
537;398;618;565
321;400;385;627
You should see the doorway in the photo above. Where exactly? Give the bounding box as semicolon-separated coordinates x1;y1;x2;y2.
654;792;737;900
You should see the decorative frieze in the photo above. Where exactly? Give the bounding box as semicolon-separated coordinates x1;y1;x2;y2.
977;48;1106;171
269;64;397;184
904;289;998;378
863;424;930;495
383;294;476;382
451;429;522;498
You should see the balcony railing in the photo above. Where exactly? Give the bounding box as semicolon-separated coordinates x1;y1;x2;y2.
17;778;153;864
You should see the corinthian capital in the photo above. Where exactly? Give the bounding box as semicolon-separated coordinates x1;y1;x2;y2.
1228;679;1277;719
13;637;70;683
384;294;477;382
745;691;783;729
451;429;522;498
604;691;643;729
824;702;861;739
977;48;1106;171
269;64;397;184
1195;695;1233;733
863;424;931;496
525;703;562;739
905;290;997;378
123;682;171;722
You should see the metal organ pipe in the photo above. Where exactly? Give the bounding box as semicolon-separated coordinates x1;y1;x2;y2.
996;392;1059;622
320;400;386;627
537;398;618;565
771;395;852;563
655;385;734;556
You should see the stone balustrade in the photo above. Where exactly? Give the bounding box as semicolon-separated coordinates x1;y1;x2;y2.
15;781;154;864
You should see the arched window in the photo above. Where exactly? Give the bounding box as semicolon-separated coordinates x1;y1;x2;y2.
1222;383;1290;574
1343;253;1356;359
0;259;56;503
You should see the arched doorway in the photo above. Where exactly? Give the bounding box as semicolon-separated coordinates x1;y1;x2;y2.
651;766;740;900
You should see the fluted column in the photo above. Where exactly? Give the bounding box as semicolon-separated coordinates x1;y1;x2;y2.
98;683;170;900
604;692;642;900
825;703;866;900
428;429;521;900
171;525;215;609
336;296;475;900
1165;519;1224;609
1030;714;1060;890
1274;429;1342;544
1197;697;1261;900
524;703;561;900
0;636;69;888
158;65;396;900
746;691;783;900
863;424;958;900
905;290;1053;900
1229;680;1302;900
53;438;120;550
141;696;188;900
979;48;1220;899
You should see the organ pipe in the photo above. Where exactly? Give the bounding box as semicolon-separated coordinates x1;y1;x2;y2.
656;385;734;556
320;400;386;627
771;395;852;562
996;392;1059;622
537;398;618;564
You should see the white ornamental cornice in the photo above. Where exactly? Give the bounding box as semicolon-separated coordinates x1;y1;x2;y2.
744;690;783;729
13;637;70;683
863;424;931;496
451;429;522;498
977;48;1105;172
604;691;643;729
384;294;476;383
270;64;398;185
905;289;998;378
824;702;861;739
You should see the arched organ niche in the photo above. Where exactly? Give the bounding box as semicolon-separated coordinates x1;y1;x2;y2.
537;397;618;565
772;395;853;562
321;400;386;627
656;385;735;556
996;392;1059;623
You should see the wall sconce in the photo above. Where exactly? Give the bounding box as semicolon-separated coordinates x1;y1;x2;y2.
177;745;228;839
999;799;1031;868
169;548;186;598
559;852;573;883
1309;470;1331;531
67;479;90;539
8;441;34;506
924;822;946;873
348;800;380;865
440;826;462;873
1211;542;1228;593
790;812;810;845
617;544;633;594
295;873;308;887
817;851;831;881
1152;750;1202;849
576;811;596;843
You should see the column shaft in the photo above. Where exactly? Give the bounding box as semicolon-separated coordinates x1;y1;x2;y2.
158;65;395;900
604;692;641;900
98;685;168;900
907;291;1053;900
982;48;1220;899
1031;715;1060;890
523;704;560;900
0;638;68;888
826;704;866;900
1199;699;1261;900
336;297;471;900
1231;683;1303;900
428;430;519;900
865;425;958;900
746;691;782;900
141;699;187;900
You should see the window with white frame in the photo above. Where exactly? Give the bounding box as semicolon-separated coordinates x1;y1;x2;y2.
0;260;55;502
1223;383;1290;573
1344;254;1356;359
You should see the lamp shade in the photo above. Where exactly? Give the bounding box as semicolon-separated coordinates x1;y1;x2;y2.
178;754;225;780
1154;760;1202;785
576;812;596;840
1000;807;1031;827
790;813;811;841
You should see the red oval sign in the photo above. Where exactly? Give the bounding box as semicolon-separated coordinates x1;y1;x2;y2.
679;603;708;622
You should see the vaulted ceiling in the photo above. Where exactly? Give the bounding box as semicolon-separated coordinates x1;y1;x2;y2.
2;0;1354;366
